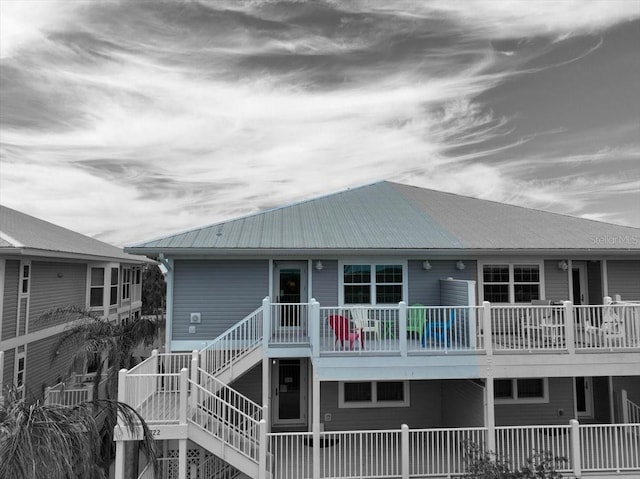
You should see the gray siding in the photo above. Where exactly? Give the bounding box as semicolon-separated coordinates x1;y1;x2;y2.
18;297;27;336
441;380;485;427
29;262;86;331
440;279;473;306
172;260;269;341
408;260;477;306
311;260;338;306
3;348;14;389
612;376;640;405
2;260;19;340
321;380;443;431
607;260;640;301
587;262;603;304
495;377;574;426
25;334;76;401
230;363;262;405
544;260;569;302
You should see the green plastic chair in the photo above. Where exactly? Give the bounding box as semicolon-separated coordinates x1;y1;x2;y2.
407;304;426;339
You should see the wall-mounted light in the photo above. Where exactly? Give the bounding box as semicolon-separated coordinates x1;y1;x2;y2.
557;260;568;271
422;260;432;270
456;260;466;271
57;272;64;278
315;261;324;271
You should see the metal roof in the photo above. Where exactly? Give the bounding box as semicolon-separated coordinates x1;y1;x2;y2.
126;181;640;254
0;205;146;263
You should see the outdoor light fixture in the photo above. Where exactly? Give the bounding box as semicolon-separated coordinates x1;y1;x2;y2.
315;261;324;271
456;260;466;271
422;260;432;270
558;260;569;271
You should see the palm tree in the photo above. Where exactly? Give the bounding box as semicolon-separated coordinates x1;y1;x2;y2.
0;387;157;479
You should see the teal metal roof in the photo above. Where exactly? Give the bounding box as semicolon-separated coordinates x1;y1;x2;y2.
126;181;640;254
0;205;145;262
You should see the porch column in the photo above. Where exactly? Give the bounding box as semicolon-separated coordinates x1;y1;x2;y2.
310;298;320;356
262;358;270;432
564;301;575;354
399;301;407;357
483;302;493;356
263;296;271;350
312;371;321;479
570;419;582;478
485;376;496;453
178;439;188;479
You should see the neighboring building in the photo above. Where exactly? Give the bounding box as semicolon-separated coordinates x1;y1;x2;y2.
0;205;145;404
120;181;640;479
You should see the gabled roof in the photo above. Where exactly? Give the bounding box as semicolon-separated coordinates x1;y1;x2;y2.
126;181;640;255
0;205;145;263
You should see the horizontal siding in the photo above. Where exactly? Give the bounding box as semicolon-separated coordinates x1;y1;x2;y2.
612;376;640;405
18;297;27;336
495;377;574;426
2;260;19;340
29;262;87;332
3;348;14;389
229;363;262;405
25;334;76;401
408;260;477;306
312;260;338;306
321;380;443;431
607;260;640;301
441;380;485;427
544;260;569;302
172;260;269;341
440;279;472;306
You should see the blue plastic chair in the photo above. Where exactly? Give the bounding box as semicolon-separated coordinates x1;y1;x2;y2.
422;310;455;348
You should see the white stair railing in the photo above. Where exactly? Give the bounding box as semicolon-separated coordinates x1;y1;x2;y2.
196;367;263;422
621;389;640;424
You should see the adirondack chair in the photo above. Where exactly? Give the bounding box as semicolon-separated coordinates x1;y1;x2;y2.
422;309;456;348
585;305;626;347
350;306;381;341
407;304;426;339
328;314;362;349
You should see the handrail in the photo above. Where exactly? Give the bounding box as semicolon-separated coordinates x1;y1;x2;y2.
199;306;263;376
197;367;263;420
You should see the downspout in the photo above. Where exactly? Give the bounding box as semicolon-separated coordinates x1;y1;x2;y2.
158;254;172;353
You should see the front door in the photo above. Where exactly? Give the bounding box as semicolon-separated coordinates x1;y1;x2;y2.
272;359;308;427
273;261;308;333
575;376;594;418
571;263;589;306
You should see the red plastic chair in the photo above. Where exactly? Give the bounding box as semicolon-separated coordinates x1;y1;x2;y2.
329;314;362;349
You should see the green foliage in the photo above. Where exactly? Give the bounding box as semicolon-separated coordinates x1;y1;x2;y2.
142;264;166;316
463;441;567;479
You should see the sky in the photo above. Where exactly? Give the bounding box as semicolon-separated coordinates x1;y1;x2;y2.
1;0;639;247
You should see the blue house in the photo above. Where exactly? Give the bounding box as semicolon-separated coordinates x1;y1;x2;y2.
120;181;640;479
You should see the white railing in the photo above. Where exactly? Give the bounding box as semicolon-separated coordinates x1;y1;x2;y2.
270;303;310;344
196;367;262;422
45;382;92;406
580;423;640;471
492;304;567;352
495;425;572;471
200;306;263;376
407;306;484;353
269;432;313;479
124;372;182;423
622;391;640;424
409;427;487;477
189;379;261;461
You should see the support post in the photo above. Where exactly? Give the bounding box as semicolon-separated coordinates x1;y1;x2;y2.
262;361;270;433
258;419;267;479
570;419;581;478
621;389;629;423
564;301;575;354
483;302;493;356
310;298;320;356
263;296;271;350
179;368;188;425
485;376;496;453
178;438;187;479
401;424;409;479
313;371;321;479
399;301;407;357
190;351;199;410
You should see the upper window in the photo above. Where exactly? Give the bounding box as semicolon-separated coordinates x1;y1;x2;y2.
339;381;410;408
90;268;105;307
494;378;548;403
15;350;26;394
482;263;541;303
20;263;30;295
343;263;404;305
122;268;131;300
110;268;119;305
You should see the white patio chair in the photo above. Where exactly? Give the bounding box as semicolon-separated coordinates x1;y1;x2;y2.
585;305;626;347
350;306;381;340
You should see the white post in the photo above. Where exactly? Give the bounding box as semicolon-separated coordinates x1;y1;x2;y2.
178;438;187;479
399;301;407;357
258;419;267;479
263;296;271;350
483;302;493;356
485;376;496;453
114;368;128;479
570;419;581;478
190;351;199;410
0;350;4;403
262;361;270;433
310;298;320;356
179;368;188;425
401;424;409;479
312;372;321;479
564;301;575;354
621;389;629;423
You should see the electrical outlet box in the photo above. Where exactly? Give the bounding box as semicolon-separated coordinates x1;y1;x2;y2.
557;408;564;417
324;413;332;422
190;312;201;323
189;326;196;334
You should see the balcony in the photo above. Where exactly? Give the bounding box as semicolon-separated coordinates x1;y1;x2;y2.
44;371;109;406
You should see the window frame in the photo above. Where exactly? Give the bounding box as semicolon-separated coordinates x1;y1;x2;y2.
20;261;31;296
14;349;26;397
338;380;410;408
110;267;119;306
339;260;408;306
479;260;545;304
494;378;549;404
122;267;131;301
89;266;106;308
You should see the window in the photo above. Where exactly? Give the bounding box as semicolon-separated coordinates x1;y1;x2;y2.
110;268;119;305
134;267;141;285
20;262;30;295
482;263;541;303
15;350;26;395
339;381;410;408
494;378;548;403
90;267;105;307
122;268;131;300
342;262;404;304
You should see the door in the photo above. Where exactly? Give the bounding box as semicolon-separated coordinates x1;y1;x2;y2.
272;359;308;427
571;263;589;306
575;377;593;418
274;261;308;332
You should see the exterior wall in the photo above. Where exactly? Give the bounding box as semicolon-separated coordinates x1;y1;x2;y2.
24;333;76;401
2;347;14;390
495;377;574;426
441;380;485;427
320;380;444;431
544;260;569;302
29;261;87;332
311;260;338;306
408;260;477;306
587;261;602;304
440;278;473;306
172;260;269;341
607;260;640;301
230;363;262;405
2;260;19;340
612;376;640;405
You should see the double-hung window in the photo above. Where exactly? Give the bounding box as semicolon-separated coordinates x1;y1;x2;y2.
122;268;131;300
20;262;30;295
482;263;542;303
494;378;548;403
339;380;410;408
342;262;404;305
110;268;119;306
90;267;105;307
